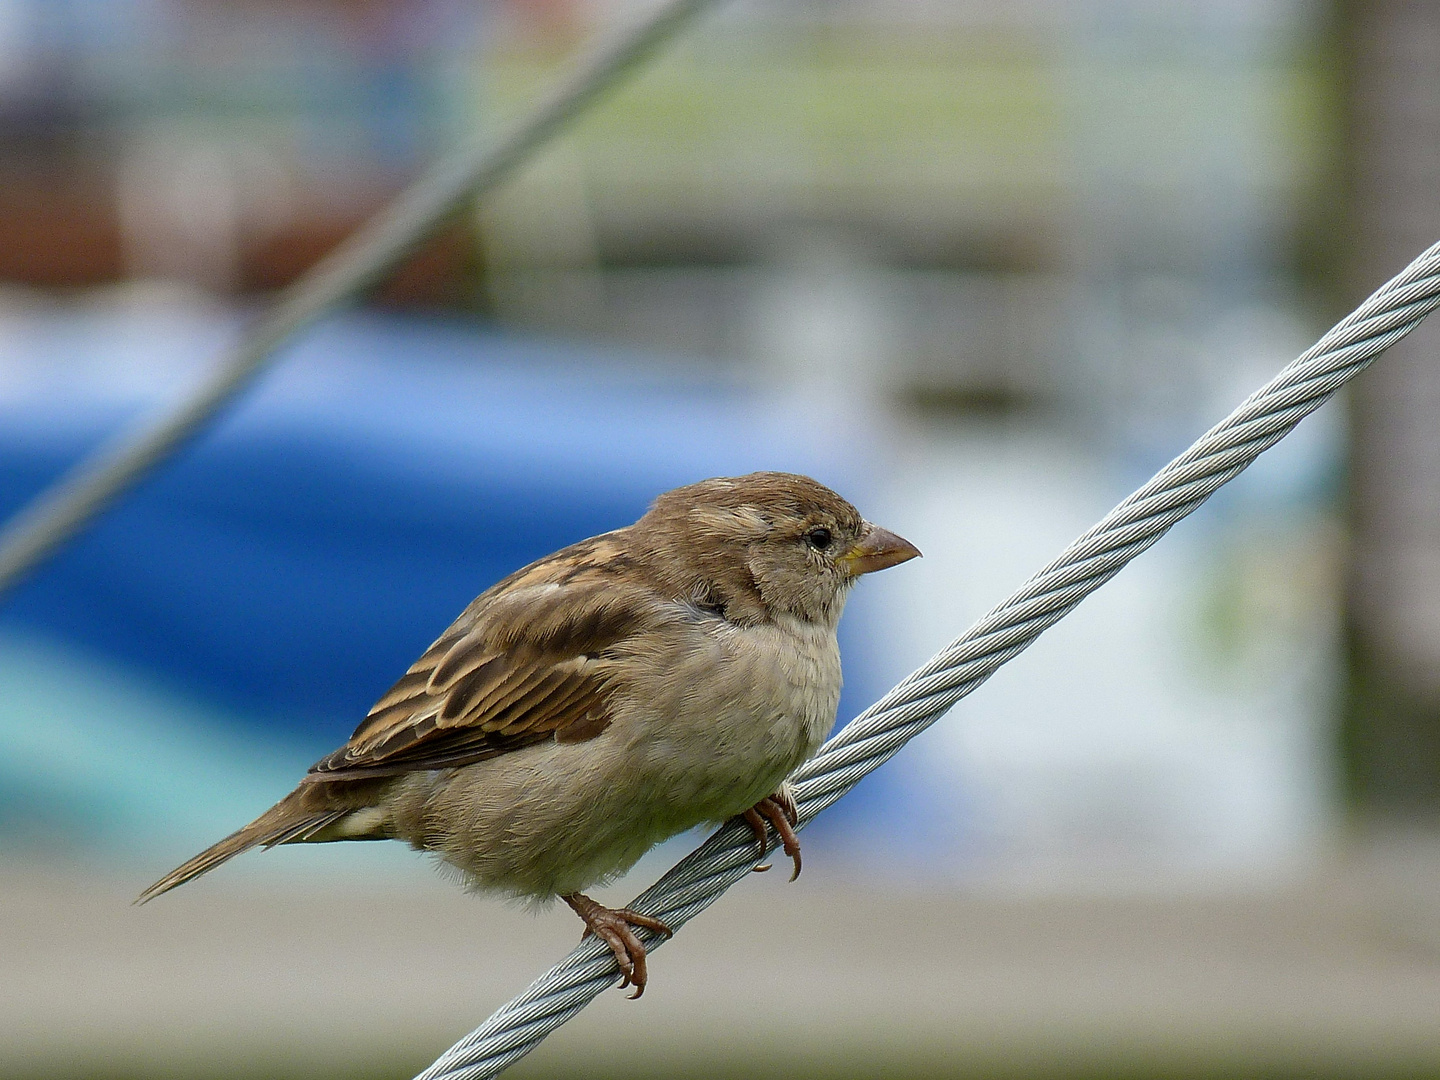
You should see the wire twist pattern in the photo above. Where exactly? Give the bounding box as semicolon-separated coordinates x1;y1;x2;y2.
416;242;1440;1080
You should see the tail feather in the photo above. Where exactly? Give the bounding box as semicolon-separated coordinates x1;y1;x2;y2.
262;809;349;848
137;791;346;904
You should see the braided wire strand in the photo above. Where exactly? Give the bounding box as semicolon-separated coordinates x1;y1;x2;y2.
415;240;1440;1080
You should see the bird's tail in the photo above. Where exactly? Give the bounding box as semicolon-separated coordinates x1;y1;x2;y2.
137;789;347;904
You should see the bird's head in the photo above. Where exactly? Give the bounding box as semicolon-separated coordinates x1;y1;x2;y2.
634;471;920;627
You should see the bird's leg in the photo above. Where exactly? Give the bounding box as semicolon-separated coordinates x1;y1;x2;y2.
739;786;802;881
563;892;672;999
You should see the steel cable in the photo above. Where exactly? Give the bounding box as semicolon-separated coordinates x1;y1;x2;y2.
415;241;1440;1080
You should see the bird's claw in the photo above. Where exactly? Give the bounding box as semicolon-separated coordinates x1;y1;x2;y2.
564;893;672;998
740;788;802;881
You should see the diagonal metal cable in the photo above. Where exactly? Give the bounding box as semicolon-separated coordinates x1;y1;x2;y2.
414;241;1440;1080
0;0;722;597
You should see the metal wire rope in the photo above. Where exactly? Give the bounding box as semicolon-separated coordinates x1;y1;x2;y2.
0;0;723;597
414;241;1440;1080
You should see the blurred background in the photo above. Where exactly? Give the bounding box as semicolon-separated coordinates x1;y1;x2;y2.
3;0;1440;1078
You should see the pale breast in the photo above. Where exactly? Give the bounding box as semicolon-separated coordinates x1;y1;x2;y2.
384;607;844;899
612;609;842;824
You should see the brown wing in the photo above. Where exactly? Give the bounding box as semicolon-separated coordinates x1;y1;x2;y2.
305;538;657;783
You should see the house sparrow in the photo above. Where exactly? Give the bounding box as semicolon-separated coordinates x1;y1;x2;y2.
140;472;919;995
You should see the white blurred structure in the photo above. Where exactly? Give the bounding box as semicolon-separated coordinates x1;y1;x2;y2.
679;0;1334;891
854;406;1341;891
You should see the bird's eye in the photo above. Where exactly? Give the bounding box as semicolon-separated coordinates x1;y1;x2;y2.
806;526;833;551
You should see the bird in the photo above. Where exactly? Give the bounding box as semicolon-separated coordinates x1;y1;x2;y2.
139;471;919;995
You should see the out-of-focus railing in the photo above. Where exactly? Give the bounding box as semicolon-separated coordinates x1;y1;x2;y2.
0;0;724;599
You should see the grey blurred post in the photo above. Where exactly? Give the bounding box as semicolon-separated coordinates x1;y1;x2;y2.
1344;1;1440;811
0;0;721;597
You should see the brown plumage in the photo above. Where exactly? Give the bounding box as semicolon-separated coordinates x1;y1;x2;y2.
139;472;919;994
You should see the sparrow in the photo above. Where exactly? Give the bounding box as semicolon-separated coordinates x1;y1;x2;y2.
139;471;919;995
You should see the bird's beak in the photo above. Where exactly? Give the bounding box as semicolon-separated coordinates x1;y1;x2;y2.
837;523;921;577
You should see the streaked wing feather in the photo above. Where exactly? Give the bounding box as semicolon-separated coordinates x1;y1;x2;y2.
306;567;655;782
428;629;493;692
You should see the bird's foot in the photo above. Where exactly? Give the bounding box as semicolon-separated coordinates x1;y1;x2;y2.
563;892;672;998
741;786;801;880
